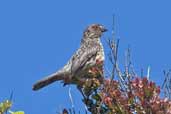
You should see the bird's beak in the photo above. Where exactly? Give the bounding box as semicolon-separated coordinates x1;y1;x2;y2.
102;28;108;32
100;25;107;32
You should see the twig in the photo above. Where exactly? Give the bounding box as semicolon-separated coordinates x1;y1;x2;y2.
162;69;171;99
147;66;151;80
84;105;88;114
68;87;75;114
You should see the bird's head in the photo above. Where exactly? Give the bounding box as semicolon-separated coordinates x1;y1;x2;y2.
84;24;107;39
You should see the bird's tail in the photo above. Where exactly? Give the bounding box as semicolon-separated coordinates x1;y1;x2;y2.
32;71;66;91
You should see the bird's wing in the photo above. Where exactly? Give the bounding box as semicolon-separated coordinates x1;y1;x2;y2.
70;44;99;74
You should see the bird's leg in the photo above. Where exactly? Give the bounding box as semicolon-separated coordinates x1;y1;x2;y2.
77;86;86;100
77;85;92;107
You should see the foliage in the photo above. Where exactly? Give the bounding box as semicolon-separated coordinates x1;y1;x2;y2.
62;65;171;114
0;100;12;114
0;100;24;114
101;77;171;114
60;36;171;114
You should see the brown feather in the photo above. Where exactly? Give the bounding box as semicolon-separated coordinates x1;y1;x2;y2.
32;72;66;91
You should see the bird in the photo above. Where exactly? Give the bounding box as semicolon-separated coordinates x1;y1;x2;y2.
32;24;107;91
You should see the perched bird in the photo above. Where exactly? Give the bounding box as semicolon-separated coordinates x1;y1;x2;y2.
32;24;107;91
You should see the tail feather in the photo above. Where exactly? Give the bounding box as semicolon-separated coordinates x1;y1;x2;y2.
32;72;65;91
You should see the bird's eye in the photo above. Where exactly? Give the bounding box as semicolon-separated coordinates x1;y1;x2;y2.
92;25;97;28
92;25;98;30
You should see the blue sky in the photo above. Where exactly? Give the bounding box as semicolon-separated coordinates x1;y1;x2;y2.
0;0;171;114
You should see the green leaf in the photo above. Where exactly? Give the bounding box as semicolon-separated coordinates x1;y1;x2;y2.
0;100;12;113
9;110;25;114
